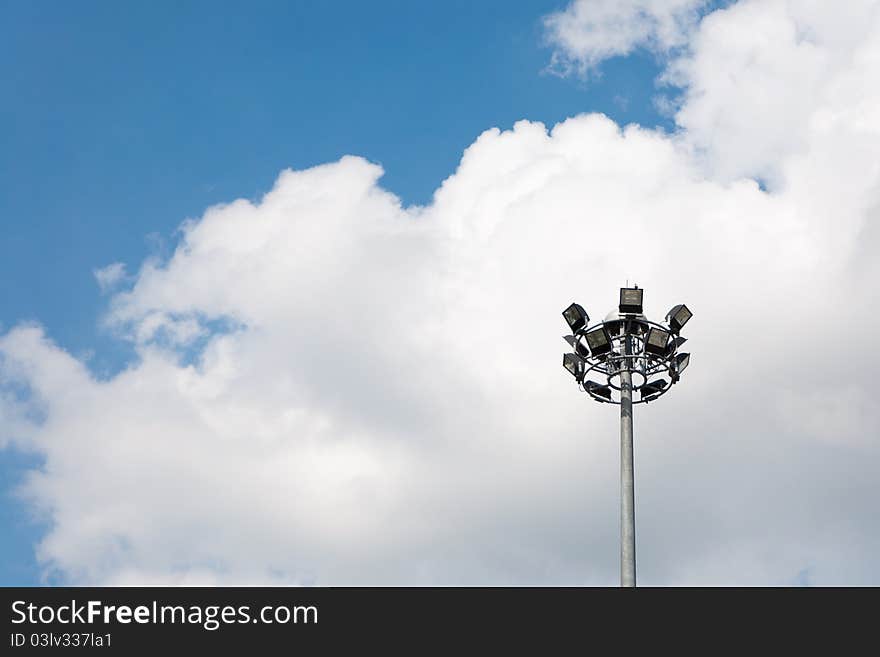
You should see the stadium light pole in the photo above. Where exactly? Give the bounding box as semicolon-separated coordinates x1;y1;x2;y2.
619;330;636;587
561;286;693;587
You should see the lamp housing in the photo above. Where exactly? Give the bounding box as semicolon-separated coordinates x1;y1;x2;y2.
584;380;612;401
563;303;590;333
619;287;644;315
563;353;585;381
626;318;648;335
569;335;592;359
640;378;668;400
644;327;670;356
563;335;591;359
670;352;690;382
665;335;687;357
584;326;612;357
666;304;693;334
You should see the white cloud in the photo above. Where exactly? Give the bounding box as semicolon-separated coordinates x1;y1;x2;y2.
543;0;708;75
93;262;127;294
1;1;880;585
670;0;880;187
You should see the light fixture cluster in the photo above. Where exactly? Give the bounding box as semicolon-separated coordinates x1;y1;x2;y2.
561;287;692;404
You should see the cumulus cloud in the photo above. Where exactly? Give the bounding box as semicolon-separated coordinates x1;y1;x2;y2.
1;0;880;585
670;0;880;186
543;0;709;75
93;262;127;294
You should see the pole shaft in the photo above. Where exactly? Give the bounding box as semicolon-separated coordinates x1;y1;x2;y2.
620;336;636;587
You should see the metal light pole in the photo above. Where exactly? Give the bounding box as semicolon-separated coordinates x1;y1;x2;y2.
562;287;693;587
619;334;636;587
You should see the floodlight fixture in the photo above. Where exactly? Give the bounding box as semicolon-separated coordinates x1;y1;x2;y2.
640;378;668;401
563;353;585;381
666;304;693;334
604;318;622;337
619;287;644;314
664;335;687;357
563;303;590;333
584;326;612;357
674;352;690;373
626;318;648;335
670;352;690;382
644;327;670;356
584;380;612;401
564;335;592;359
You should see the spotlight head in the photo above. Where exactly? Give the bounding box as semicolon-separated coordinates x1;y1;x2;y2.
584;326;612;357
563;353;585;381
562;303;590;333
664;335;687;357
644;327;670;356
670;352;690;382
640;378;668;401
584;380;612;402
626;318;648;335
675;352;690;373
666;304;693;334
619;287;644;315
604;319;622;337
564;335;590;358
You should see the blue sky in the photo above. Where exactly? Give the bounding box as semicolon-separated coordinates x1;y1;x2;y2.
0;3;669;584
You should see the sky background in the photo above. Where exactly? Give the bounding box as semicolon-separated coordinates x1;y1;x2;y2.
1;0;879;586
